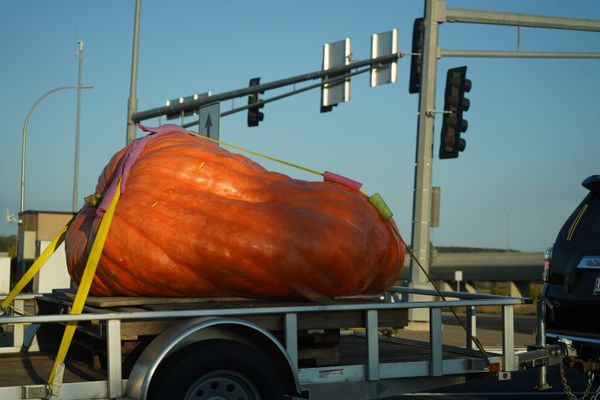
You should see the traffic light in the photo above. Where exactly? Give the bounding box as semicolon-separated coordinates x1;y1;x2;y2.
408;18;424;94
439;66;472;159
247;77;264;127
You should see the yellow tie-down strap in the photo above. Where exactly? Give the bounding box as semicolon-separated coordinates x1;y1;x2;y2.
48;179;122;395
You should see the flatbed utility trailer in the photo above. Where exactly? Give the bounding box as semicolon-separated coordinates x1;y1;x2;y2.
0;287;562;400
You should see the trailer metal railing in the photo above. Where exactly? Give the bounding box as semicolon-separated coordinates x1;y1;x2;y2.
0;288;559;400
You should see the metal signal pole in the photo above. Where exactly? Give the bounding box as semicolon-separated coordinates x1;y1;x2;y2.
408;0;441;322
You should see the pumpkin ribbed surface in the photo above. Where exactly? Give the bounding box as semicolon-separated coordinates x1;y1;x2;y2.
65;131;405;299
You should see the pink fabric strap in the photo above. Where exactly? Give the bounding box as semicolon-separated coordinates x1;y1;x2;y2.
323;171;363;191
96;126;180;216
139;123;188;135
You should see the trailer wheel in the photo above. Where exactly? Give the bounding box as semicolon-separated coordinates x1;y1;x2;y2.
148;339;285;400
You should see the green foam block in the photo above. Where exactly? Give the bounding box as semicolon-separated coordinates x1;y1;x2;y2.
368;193;394;221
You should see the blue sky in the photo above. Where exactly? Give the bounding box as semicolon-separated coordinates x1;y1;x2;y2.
1;1;599;252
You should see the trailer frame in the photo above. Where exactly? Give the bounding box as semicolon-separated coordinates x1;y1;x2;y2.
0;287;561;400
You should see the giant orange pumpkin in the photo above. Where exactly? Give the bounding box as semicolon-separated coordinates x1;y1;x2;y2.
65;128;405;299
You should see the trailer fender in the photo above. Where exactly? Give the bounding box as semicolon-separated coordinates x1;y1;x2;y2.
124;317;301;400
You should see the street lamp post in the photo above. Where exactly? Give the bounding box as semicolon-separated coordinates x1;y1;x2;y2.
126;0;142;145
73;40;84;212
19;85;93;213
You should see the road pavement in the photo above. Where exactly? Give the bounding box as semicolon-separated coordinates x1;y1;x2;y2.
387;366;592;399
389;313;590;399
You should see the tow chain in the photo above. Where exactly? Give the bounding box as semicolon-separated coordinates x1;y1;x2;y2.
560;362;600;400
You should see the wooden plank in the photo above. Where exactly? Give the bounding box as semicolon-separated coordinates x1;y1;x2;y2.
51;289;387;309
52;289;252;308
299;346;340;367
119;314;285;338
37;293;103;314
43;291;408;340
117;309;406;339
298;309;407;330
86;296;256;308
0;353;105;387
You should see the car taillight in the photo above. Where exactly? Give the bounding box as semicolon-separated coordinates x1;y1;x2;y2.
543;246;553;282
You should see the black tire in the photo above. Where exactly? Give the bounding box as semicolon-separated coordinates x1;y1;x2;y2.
148;339;285;400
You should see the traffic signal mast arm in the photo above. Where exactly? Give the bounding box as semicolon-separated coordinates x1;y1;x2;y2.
130;53;402;124
179;65;374;128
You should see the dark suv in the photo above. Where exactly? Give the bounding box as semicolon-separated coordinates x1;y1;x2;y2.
543;175;600;360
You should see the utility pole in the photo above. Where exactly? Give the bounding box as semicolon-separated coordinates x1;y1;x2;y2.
126;0;142;145
72;40;84;212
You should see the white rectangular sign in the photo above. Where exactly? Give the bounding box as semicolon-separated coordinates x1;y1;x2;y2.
370;29;398;87
197;102;220;141
321;38;351;108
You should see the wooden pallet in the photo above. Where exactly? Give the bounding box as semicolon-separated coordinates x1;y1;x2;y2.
36;290;408;370
43;289;408;336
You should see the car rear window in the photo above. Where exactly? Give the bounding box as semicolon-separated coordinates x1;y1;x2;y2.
561;193;600;244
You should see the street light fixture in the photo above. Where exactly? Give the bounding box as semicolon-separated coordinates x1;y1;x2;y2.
19;85;93;214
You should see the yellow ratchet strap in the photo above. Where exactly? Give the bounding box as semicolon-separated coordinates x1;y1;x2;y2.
0;223;70;311
48;179;122;393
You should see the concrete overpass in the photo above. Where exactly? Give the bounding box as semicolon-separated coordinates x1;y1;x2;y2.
399;251;544;297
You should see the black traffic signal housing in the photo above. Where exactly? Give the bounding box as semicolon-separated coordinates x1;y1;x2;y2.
408;18;424;94
247;77;264;127
439;66;472;159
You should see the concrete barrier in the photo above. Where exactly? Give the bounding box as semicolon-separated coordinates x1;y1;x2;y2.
401;252;544;282
0;257;10;294
32;241;71;293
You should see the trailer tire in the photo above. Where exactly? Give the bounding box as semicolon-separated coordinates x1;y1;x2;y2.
148;339;285;400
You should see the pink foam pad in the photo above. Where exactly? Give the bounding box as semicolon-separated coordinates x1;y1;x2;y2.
119;134;154;191
97;125;192;216
323;171;363;191
96;133;163;217
139;123;188;135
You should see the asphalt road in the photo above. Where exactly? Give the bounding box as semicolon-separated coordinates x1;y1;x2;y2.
388;313;590;400
442;312;538;334
387;365;593;399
